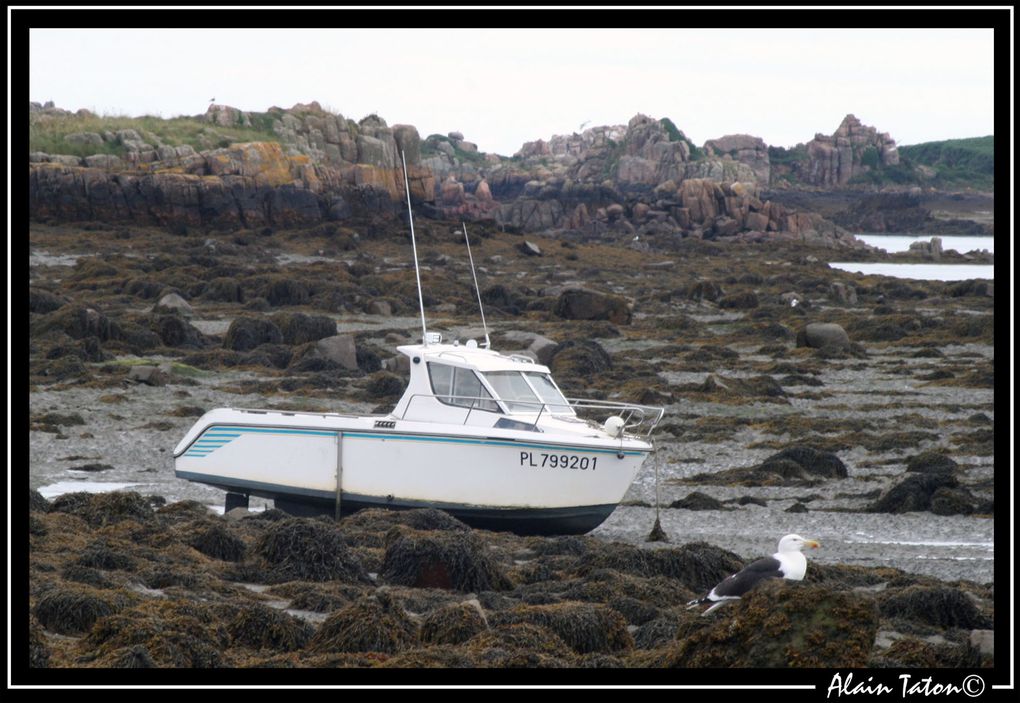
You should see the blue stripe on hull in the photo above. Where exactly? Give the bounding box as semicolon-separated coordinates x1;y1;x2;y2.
180;424;648;458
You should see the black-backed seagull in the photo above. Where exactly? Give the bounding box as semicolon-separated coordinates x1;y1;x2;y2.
687;534;821;615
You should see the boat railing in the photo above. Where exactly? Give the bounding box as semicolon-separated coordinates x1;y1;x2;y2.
400;393;664;437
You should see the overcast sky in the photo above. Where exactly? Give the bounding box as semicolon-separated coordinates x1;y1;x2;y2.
28;28;995;156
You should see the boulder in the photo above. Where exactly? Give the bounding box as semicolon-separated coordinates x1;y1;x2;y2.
663;580;878;667
270;312;337;345
314;334;359;370
796;322;850;350
866;473;959;513
127;365;169;386
554;288;632;325
152;292;193;316
223;317;283;351
905;450;959;475
380;529;512;592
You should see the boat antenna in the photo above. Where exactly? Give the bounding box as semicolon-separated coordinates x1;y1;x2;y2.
400;149;429;346
462;222;490;349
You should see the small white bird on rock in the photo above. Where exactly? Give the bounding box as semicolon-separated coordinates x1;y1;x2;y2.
687;534;821;615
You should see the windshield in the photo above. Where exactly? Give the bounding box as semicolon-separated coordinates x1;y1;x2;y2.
524;372;573;414
484;371;573;415
484;371;541;413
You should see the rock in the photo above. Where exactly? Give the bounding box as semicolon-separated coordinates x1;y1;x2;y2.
879;586;992;629
759;446;848;480
718;291;759;309
666;580;878;667
685;280;723;302
517;240;542;257
489;603;633;655
970;629;994;658
39;305;119;341
367;300;393;316
127;365;169;386
905;450;959;475
866;473;959;513
669;492;728;511
796;322;850;351
29;287;68;314
380;529;512;592
152;292;193;316
151;314;207;348
545;339;613;379
308;594;417;654
223;317;283;351
829;282;858;305
314;334;359;370
256;518;371;583
554;288;632;325
270;312;337;345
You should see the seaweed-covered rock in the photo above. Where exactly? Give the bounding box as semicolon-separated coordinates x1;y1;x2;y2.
308;594;418;654
76;538;137;570
37;305;120;341
465;622;574;667
554;288;632;325
420;602;488;646
255;518;371;583
80;601;227;668
150;314;207;348
380;529;512;592
366;371;405;398
270;311;337;345
49;491;154;528
490;602;633;654
633;615;681;650
29;287;68;314
29;618;51;668
30;489;50;513
34;585;122;635
669;492;729;511
544;339;612;378
187;521;247;562
667;579;878;667
866;473;959;513
223;316;283;352
879;586;993;629
905;450;959;475
100;644;157;668
760;445;848;479
718;291;759;309
872;636;982;668
226;602;314;652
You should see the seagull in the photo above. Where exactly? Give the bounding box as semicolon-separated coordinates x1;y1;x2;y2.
580;120;591;130
210;97;215;102
686;534;821;616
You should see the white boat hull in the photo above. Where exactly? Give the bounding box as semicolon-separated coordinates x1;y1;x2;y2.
174;411;652;534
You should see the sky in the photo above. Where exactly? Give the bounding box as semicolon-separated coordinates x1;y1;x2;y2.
28;27;996;156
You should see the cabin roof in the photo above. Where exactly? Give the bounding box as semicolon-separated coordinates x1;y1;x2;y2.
397;343;552;374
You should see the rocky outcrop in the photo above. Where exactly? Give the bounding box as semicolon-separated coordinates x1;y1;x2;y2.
799;114;899;187
29;102;860;247
703;134;770;185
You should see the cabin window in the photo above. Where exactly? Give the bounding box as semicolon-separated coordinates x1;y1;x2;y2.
524;372;573;414
483;371;542;413
428;362;498;412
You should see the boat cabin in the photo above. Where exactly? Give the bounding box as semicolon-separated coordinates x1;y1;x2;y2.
392;337;574;429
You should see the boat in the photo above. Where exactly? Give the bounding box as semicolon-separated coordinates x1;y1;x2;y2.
172;153;664;535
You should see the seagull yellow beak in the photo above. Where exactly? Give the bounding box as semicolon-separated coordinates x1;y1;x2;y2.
805;539;821;549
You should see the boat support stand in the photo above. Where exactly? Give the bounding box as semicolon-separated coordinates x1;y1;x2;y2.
334;431;344;522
